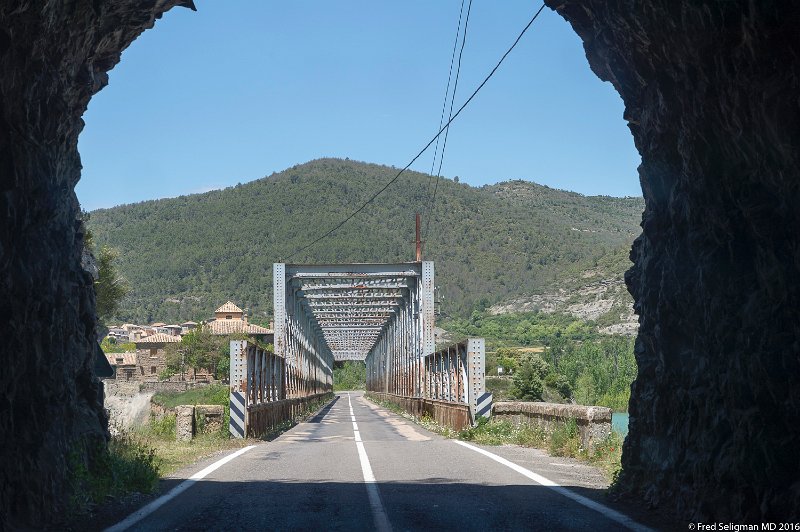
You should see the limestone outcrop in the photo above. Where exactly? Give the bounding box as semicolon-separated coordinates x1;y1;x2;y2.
544;0;800;521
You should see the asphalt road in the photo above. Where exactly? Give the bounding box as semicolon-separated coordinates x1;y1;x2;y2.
108;392;655;531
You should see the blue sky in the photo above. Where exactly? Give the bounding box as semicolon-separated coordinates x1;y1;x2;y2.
76;1;641;211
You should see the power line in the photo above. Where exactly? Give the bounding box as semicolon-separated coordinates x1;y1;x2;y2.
283;3;547;262
427;0;467;188
425;0;473;239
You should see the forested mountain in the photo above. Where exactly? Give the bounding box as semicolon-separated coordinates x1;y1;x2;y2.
88;158;643;324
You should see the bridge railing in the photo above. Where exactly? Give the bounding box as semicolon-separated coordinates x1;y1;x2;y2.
229;339;333;438
366;338;491;429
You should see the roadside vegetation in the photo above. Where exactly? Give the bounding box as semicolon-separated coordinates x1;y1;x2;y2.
444;310;636;412
69;384;335;518
146;384;240;475
67;432;161;516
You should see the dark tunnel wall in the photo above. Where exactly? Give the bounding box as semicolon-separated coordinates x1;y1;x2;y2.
0;1;195;527
544;0;800;521
0;0;798;526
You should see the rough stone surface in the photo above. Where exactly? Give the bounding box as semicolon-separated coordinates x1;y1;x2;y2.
544;0;800;521
175;405;195;442
195;404;224;433
0;1;194;528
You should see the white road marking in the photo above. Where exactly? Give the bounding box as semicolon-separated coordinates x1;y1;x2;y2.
453;440;652;532
348;393;392;532
105;445;257;532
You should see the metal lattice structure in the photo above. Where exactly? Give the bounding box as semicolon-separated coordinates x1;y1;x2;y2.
274;262;435;364
230;261;487;438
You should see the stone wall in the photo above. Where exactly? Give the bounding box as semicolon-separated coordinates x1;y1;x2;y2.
544;0;800;521
492;401;611;453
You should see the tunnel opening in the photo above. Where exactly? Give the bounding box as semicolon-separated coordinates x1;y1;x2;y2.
1;0;799;527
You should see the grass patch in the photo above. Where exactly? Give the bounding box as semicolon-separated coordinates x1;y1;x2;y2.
68;432;161;516
139;431;247;476
151;384;229;409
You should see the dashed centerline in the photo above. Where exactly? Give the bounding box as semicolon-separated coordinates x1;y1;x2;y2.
348;393;392;532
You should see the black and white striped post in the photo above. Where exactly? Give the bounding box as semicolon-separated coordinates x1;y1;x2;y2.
229;340;247;438
467;338;492;421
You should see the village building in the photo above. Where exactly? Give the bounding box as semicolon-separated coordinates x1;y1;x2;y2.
180;321;198;334
205;301;273;342
163;324;182;336
134;332;181;381
106;326;128;341
101;301;273;383
104;352;137;381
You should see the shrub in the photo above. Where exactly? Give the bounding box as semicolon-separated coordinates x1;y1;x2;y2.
511;353;549;400
148;414;176;438
544;372;572;399
68;433;160;515
548;418;582;457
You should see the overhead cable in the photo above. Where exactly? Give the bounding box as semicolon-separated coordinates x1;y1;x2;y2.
425;0;473;239
426;0;468;197
283;3;547;262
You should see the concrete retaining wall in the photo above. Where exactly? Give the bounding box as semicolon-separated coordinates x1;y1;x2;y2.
366;392;472;431
492;401;612;452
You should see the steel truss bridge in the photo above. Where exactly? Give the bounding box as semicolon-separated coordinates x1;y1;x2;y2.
229;262;490;438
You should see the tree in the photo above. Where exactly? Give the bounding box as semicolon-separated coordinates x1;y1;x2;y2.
512;353;549;401
95;246;128;324
180;327;228;378
494;347;519;375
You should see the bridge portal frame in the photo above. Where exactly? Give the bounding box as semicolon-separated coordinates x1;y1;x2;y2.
274;262;435;365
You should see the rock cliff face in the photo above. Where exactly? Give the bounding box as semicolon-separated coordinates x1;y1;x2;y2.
0;1;194;527
544;0;800;521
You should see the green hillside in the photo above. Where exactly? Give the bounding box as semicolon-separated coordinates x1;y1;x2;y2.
87;158;643;324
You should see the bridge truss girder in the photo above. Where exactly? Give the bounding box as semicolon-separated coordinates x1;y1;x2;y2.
274;262;435;364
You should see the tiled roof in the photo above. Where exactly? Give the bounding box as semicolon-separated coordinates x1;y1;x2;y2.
215;301;243;314
151;322;166;327
135;333;181;345
206;320;272;336
105;352;137;366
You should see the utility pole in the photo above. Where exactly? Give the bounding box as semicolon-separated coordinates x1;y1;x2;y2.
415;213;423;262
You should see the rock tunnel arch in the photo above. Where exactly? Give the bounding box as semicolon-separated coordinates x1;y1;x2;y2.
1;0;798;526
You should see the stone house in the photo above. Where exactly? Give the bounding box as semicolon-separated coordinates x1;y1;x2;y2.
134;332;181;381
206;301;273;342
105;352;137;381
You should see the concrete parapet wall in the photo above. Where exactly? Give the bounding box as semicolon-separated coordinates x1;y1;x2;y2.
493;401;612;451
366;392;472;431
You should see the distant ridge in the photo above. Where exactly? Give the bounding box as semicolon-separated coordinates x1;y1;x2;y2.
88;158;643;324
